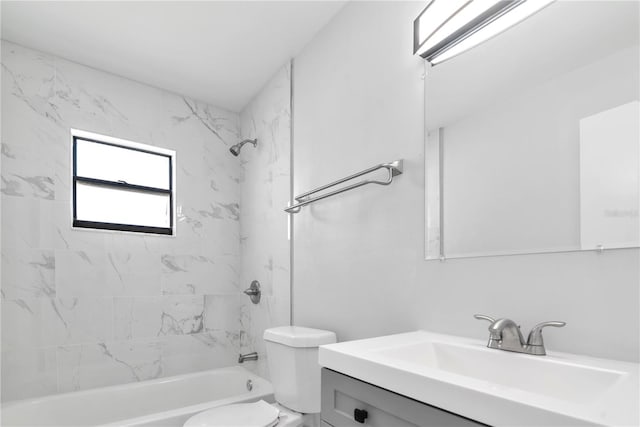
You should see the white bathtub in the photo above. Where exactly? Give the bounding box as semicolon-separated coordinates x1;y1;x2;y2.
1;366;274;427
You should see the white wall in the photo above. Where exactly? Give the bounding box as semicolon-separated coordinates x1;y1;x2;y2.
292;1;639;362
1;41;244;401
0;39;293;401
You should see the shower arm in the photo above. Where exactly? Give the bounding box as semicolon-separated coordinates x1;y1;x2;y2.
229;138;257;156
241;139;257;148
284;160;403;214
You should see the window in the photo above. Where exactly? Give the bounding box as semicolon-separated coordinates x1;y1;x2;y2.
72;130;175;235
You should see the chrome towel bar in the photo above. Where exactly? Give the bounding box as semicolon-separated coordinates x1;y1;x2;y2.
284;160;404;214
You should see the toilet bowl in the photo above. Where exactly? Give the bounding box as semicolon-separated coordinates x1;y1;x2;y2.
183;326;337;427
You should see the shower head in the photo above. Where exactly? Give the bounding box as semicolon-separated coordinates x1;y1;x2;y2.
229;139;257;156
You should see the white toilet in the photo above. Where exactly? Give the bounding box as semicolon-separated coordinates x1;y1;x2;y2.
184;326;337;427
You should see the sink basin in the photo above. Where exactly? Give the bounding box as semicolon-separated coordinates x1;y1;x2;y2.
319;331;639;426
375;340;626;405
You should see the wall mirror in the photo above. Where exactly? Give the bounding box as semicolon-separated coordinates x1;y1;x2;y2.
424;0;640;260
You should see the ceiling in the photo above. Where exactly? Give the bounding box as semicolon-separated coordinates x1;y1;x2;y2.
1;1;346;112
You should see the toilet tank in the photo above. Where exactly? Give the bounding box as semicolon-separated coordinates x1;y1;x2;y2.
263;326;337;414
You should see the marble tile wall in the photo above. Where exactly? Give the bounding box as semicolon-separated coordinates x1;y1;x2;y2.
0;40;249;401
238;63;292;379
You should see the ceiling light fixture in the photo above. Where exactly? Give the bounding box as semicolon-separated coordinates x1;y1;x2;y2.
414;0;556;64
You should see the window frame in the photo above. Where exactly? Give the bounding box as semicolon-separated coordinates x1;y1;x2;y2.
71;129;176;236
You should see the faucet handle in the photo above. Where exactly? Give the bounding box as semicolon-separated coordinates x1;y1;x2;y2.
473;314;496;323
474;315;500;342
527;321;566;347
474;314;505;349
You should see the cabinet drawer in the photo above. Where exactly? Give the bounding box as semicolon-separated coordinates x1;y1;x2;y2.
321;369;485;427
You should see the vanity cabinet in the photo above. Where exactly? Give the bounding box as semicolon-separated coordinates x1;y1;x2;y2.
321;369;485;427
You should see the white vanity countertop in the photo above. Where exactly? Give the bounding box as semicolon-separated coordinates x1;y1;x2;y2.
318;331;639;427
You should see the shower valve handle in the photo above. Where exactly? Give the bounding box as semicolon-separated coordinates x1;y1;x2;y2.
243;280;261;304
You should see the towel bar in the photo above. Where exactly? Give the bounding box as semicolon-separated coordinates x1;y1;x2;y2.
284;160;403;214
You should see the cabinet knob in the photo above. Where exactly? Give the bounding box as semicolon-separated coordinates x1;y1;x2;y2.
354;408;368;423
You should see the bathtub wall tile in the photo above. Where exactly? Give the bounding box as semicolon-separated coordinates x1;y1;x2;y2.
160;254;238;295
1;196;56;251
113;297;135;340
1;248;55;299
56;341;164;393
54;250;109;297
113;296;205;340
1;40;247;401
1;298;47;351
203;294;243;333
161;332;239;377
238;63;292;379
3;297;114;350
42;298;114;347
104;249;162;297
1;348;58;401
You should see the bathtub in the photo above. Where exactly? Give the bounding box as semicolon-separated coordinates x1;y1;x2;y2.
1;366;274;427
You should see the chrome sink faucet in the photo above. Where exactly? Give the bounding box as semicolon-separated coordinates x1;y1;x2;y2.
474;314;566;356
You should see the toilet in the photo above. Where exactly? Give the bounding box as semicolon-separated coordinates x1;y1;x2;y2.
184;326;337;427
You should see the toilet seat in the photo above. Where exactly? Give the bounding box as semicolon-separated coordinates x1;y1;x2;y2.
183;400;280;427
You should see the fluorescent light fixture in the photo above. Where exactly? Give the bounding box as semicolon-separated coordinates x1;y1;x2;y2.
414;0;556;64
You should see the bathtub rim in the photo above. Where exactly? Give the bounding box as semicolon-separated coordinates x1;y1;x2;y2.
2;365;274;427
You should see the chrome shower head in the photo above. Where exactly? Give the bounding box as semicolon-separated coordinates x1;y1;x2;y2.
229;139;257;156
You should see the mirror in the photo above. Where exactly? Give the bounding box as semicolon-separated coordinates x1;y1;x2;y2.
425;0;640;260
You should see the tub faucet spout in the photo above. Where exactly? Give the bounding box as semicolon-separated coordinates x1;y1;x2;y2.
238;352;258;363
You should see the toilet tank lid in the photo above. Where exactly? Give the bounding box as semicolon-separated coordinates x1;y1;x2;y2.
263;326;337;347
